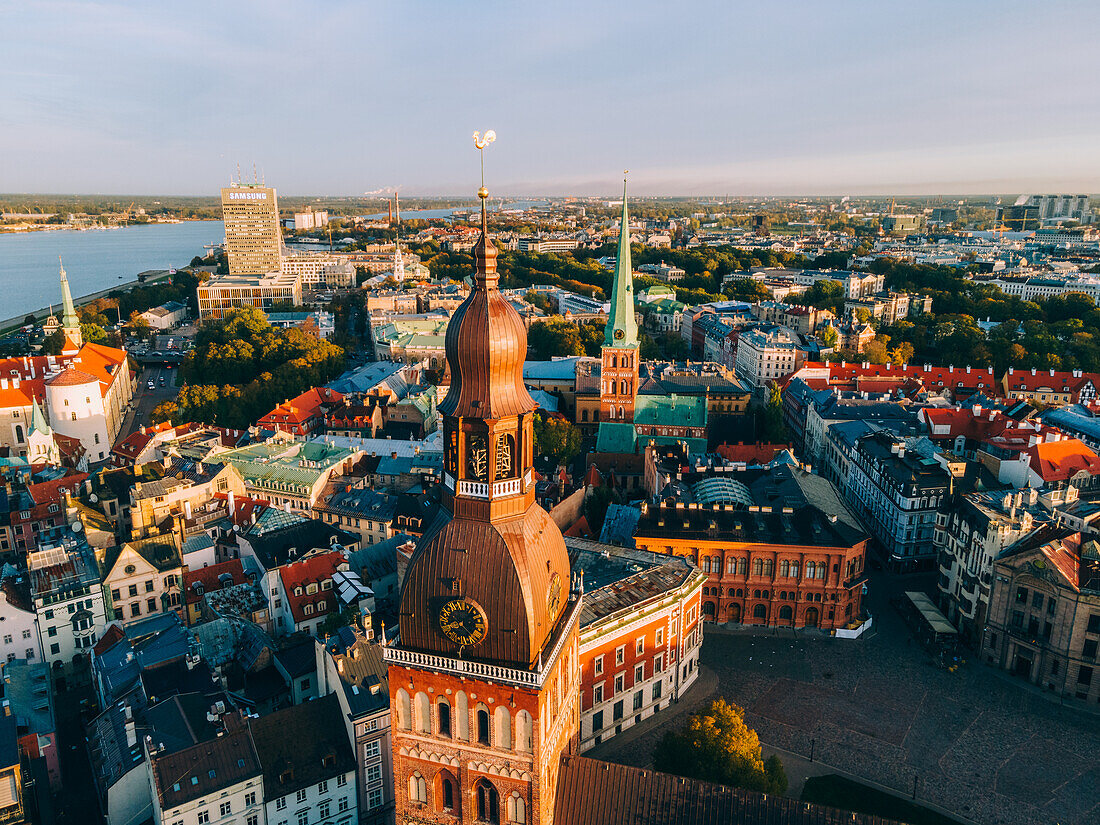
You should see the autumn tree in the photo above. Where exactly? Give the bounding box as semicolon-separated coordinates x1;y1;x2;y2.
653;698;787;795
533;414;581;468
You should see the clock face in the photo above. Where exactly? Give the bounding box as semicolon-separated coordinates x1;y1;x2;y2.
438;598;488;647
614;328;625;340
547;572;562;615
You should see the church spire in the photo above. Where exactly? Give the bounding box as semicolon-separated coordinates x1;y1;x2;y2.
58;256;82;346
605;175;638;348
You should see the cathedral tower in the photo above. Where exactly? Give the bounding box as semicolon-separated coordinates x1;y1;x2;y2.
58;257;83;349
600;179;639;423
386;181;581;825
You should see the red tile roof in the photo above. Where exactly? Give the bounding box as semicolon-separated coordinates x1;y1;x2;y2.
279;550;346;625
259;387;344;428
27;472;88;506
184;559;248;606
715;442;789;464
1026;438;1100;483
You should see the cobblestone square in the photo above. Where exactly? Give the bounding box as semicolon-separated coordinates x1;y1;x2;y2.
588;573;1100;825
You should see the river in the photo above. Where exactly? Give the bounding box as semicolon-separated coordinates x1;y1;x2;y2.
0;220;224;317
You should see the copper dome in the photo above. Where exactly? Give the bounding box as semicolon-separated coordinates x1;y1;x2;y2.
398;504;570;668
438;221;536;420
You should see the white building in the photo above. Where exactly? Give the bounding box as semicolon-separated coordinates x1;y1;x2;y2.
733;324;805;390
46;367;111;463
28;531;109;679
281;252;355;289
148;721;265;825
138;301;189;331
0;572;43;666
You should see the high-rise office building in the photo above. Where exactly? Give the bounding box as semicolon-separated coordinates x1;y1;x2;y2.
221;183;282;275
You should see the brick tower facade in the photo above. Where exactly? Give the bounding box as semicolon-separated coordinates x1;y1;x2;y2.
385;185;581;825
600;180;639;423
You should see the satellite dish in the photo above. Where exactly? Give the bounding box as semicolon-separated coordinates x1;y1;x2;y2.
89;494;99;503
232;524;240;532
71;521;83;532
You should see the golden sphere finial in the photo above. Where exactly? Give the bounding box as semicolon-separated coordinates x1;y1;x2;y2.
478;187;489;200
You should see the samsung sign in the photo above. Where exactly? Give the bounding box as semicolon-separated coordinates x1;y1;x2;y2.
228;192;268;200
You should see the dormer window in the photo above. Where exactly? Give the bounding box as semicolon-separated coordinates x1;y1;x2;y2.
294;587;303;597
321;580;332;590
306;583;319;595
304;604;314;615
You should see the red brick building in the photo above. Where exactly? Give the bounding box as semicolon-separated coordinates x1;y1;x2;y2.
570;538;705;751
635;455;870;631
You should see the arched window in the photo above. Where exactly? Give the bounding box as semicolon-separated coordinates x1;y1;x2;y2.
455;691;469;741
753;603;767;620
779;605;793;622
611;355;618;368
515;710;533;753
438;699;452;737
702;601;716;619
620;380;627;394
737;558;747;576
507;791;526;824
14;426;22;444
409;771;427;803
476;779;500;824
436;770;458;813
780;560;790;577
617;405;624;419
762;560;774;577
727;587;736;597
806;561;816;580
477;706;491;746
727;557;736;575
790;561;800;579
494;706;512;749
817;563;826;580
395;689;411;731
752;558;763;576
805;606;820;627
414;692;430;734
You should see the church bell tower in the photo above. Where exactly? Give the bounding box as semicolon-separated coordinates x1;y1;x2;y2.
600;178;639;423
386;155;581;825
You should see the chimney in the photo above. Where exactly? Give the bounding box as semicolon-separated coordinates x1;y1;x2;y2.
184;500;192;520
228;490;235;513
1031;368;1037;375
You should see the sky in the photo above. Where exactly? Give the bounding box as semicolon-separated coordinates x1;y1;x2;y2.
3;0;1100;197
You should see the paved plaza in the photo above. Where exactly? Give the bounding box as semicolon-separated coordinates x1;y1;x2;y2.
588;573;1100;825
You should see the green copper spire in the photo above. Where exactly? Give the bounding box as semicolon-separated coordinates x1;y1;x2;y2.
29;398;49;436
59;256;79;333
605;176;638;348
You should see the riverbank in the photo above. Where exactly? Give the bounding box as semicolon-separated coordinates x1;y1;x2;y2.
0;269;176;334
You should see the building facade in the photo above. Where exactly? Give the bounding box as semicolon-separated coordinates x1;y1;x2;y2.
221;184;282;276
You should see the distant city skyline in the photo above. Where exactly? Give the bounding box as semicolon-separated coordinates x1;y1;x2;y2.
4;1;1100;196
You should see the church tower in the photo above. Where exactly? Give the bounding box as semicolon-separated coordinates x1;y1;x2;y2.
600;179;639;423
386;180;581;824
58;257;83;349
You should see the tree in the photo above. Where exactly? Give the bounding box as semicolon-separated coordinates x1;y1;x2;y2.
754;383;788;443
533;414;581;468
819;324;838;348
583;484;620;536
150;401;178;424
41;330;65;356
653;698;787;795
80;323;107;344
22;315;35;326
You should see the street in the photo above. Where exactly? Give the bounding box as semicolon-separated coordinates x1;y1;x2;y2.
117;364;181;442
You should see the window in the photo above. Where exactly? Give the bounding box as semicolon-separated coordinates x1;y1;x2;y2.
507;791;526;824
477;708;491;745
111;589;121;601
634;664;644;683
145;580;154;592
131;604;141;618
219;802;231;817
652;680;662;701
592;710;604;731
147;598;157;612
635;637;644;655
128;584;138;598
593;684;603;704
296;789;307;803
1079;666;1094;687
366;764;382;785
614;674;624;694
615;646;624;666
338;797;349;813
2;635;10;645
364;740;381;760
318;801;330;819
613;700;624;721
276;798;286;811
197;813;209;825
439;700;452;737
1015;586;1028;605
633;690;643;711
297;813;308;825
245;793;256;806
336;774;347;787
594;656;603;675
655;628;663;646
47;626;56;637
246;817;257;825
318;779;328;794
409;770;428;804
1088;614;1100;634
368;788;383;810
654;654;663;674
476;778;499;824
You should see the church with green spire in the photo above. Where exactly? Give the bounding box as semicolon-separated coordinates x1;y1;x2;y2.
599;180;641;423
58;257;83;350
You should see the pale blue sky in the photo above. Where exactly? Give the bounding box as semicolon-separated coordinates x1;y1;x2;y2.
3;1;1099;196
